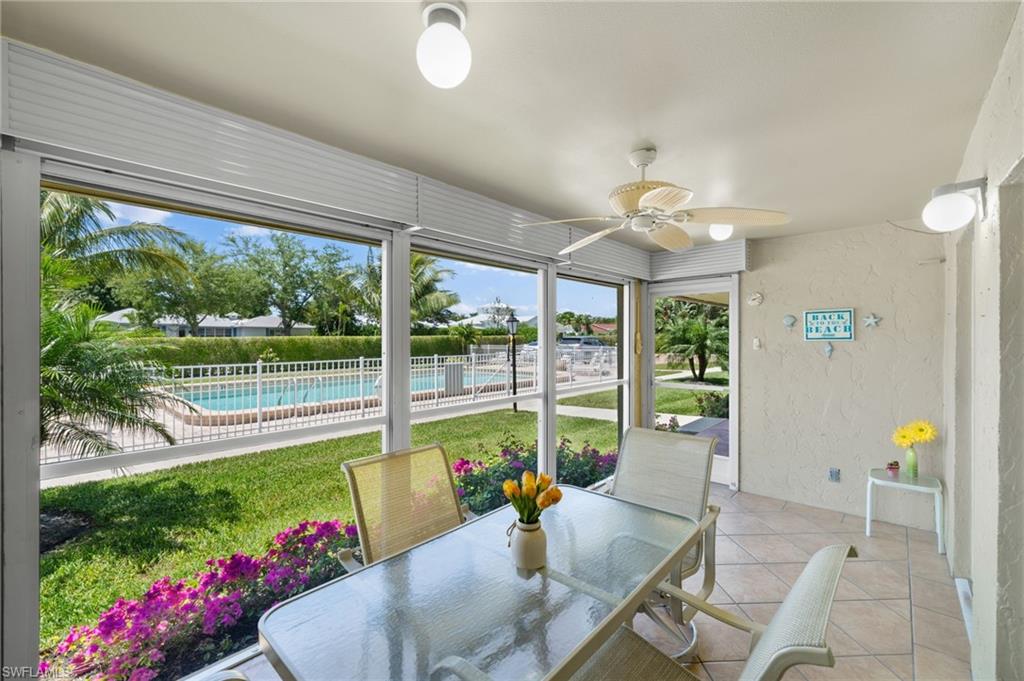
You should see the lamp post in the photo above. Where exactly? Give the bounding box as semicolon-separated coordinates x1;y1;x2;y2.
506;311;520;413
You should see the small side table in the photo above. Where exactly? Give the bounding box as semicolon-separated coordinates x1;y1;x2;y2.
866;469;945;554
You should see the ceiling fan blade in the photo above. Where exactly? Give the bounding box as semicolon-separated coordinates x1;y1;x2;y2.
517;216;620;227
638;186;694;214
558;222;627;255
677;207;790;227
647;222;694;252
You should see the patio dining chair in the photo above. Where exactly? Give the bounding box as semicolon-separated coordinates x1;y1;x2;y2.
341;443;469;572
607;426;718;657
569;544;857;681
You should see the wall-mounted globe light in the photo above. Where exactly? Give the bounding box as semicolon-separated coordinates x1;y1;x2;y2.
708;223;734;241
417;2;471;89
921;178;986;233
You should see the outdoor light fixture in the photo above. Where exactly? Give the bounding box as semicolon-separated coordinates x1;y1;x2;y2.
708;223;734;241
921;177;986;233
417;2;471;89
506;311;520;412
505;311;520;336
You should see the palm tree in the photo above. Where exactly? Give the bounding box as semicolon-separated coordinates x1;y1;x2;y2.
657;314;729;381
40;251;185;457
357;250;461;327
449;323;481;353
40;191;186;276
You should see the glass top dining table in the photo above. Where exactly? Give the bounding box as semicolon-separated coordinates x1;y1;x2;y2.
258;486;699;681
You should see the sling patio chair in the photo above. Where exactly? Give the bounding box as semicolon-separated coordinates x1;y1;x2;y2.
607;426;718;658
340;443;472;572
570;544;858;681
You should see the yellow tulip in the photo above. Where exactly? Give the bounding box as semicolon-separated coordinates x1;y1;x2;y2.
523;481;537;499
522;470;536;488
538;472;552;492
546;486;563;505
537;489;553;508
503;479;521;499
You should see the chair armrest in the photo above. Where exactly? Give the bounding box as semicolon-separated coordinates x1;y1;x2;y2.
430;656;494;681
656;580;767;637
338;547;364;573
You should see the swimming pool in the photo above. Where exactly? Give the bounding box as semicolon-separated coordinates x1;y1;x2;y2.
179;371;512;412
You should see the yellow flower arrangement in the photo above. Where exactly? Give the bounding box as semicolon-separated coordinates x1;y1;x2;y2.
503;470;562;523
891;419;938;448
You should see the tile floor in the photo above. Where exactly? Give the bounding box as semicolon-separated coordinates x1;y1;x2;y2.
237;485;970;681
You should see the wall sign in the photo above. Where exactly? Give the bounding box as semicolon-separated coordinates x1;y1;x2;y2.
804;308;854;341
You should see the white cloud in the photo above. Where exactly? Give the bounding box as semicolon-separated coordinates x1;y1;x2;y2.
449;302;476;315
226;224;272;239
110;204;172;225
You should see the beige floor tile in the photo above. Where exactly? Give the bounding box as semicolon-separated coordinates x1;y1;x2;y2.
797;656;901;680
712;535;759;565
785;532;850;555
912;606;970;663
829;601;912;655
874;654;913;681
879;599;911;621
701;660;753;681
910;575;962;619
908;551;953;585
756;511;831;534
835;532;908;561
913;644;973;680
765;562;872;601
841;514;908;540
730;492;787;513
739;603;867;657
782;501;847;524
840;561;910;599
717;513;777;535
682;569;734;604
691;605;755;662
731;534;812;563
714;564;791;603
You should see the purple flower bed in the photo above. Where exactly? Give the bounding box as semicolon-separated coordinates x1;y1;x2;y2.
452;435;618;515
42;519;359;680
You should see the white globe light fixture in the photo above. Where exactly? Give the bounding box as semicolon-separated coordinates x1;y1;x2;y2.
417;2;471;89
921;178;986;233
708;223;734;241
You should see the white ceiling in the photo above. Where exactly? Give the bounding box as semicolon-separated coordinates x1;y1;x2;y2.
2;2;1017;249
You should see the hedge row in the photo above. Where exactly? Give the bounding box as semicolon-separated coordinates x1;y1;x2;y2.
131;335;464;366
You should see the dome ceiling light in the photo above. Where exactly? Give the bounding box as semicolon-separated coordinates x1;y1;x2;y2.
417;2;471;89
921;177;986;232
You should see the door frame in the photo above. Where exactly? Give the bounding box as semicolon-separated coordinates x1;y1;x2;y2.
648;274;740;489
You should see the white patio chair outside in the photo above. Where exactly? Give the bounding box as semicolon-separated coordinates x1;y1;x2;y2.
340;443;468;572
569;544;857;681
608;426;718;657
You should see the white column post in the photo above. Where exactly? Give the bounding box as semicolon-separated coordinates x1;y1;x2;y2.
635;280;655;429
1;148;41;672
381;233;411;452
728;273;741;490
537;263;558;477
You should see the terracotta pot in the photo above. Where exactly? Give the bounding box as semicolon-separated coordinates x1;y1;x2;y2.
510;520;546;570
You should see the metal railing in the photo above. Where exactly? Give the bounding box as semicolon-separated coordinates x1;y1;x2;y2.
39;347;618;465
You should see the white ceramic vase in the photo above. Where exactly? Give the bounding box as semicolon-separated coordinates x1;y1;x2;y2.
510;520;547;569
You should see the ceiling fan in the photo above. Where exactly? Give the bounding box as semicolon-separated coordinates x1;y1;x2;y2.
522;147;791;255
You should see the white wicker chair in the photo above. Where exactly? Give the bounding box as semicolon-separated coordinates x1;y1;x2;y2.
607;426;718;657
340;443;469;571
570;544;857;681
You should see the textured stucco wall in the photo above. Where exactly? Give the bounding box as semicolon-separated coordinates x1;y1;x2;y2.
739;223;945;530
951;3;1023;678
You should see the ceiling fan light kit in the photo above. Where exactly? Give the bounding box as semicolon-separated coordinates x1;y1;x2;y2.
529;145;790;254
417;1;471;89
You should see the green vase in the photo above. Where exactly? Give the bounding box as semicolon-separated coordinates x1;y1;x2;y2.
905;447;918;479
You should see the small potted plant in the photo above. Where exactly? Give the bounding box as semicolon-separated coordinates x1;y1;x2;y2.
503;471;563;570
885;460;901;478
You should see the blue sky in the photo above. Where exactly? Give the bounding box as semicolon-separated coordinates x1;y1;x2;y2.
105;201;618;318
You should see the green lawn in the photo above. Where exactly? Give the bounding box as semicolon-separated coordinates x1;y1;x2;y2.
39;409;618;647
557;387;708;415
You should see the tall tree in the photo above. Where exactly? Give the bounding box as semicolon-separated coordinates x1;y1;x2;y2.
227;232;348;335
113;240;269;335
656;313;729;381
40;191;186;277
356;250;460;328
486;296;515;329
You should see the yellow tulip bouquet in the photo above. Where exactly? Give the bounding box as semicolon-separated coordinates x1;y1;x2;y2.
891;419;937;478
503;471;563;524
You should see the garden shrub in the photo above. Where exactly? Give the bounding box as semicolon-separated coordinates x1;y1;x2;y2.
695;391;729;418
131;335;463;365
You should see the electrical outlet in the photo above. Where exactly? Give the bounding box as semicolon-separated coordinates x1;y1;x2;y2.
828;467;841;482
